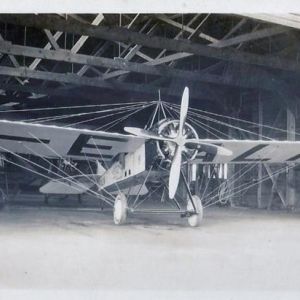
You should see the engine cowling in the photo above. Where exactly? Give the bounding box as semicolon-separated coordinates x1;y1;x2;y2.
153;118;199;162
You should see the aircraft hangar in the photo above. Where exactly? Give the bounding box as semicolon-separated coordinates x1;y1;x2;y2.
0;12;300;297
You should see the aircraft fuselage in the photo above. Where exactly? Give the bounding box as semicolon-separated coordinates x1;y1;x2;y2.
97;142;162;195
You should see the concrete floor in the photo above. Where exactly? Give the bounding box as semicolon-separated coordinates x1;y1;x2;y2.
0;205;300;299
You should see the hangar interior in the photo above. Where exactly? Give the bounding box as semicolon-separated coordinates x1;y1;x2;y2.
0;13;300;212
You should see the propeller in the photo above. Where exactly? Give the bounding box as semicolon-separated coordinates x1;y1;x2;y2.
124;87;232;199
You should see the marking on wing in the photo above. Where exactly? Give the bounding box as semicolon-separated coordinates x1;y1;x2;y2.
67;134;123;159
287;154;300;161
232;144;270;162
92;135;128;143
0;134;50;144
83;144;112;150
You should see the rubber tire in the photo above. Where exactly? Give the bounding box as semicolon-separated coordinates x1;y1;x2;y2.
113;193;128;225
187;195;203;227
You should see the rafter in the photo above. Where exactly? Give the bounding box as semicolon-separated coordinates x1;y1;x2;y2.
0;82;58;96
76;14;151;80
211;26;289;48
106;15;201;81
0;14;298;73
0;66;216;100
29;14;104;71
0;41;281;92
156;14;218;43
0;34;25;85
37;14;104;89
44;30;60;50
114;14;203;82
70;14;104;54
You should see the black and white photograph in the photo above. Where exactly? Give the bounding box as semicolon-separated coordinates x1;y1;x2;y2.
0;1;299;299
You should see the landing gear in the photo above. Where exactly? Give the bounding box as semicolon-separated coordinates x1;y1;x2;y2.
113;193;127;225
110;162;202;227
177;169;203;227
186;195;203;227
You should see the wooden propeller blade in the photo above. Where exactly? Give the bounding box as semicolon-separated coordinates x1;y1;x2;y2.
169;146;182;199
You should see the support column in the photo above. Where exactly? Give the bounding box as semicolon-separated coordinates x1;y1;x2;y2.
0;154;7;206
286;104;296;209
257;93;263;208
227;126;235;207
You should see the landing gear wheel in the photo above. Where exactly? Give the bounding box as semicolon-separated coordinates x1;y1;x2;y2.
218;181;230;205
187;195;203;227
113;193;127;225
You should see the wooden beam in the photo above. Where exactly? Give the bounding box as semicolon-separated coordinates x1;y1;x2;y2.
286;104;296;210
257;94;263;209
0;66;215;100
222;18;247;40
0;83;150;103
264;164;286;208
111;22;287;81
44;30;60;50
0;41;283;92
102;52;193;80
70;14;104;54
38;14;104;88
76;42;111;77
212;26;289;48
0;82;62;96
0;41;212;84
29;31;63;71
1;14;299;73
156;14;218;43
0;34;26;85
115;15;201;82
29;14;104;71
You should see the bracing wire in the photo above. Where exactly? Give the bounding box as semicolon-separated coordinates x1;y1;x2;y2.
163;102;290;209
90;138;122;195
1;98;299;211
25;102;147;123
97;103;155;131
0;145;113;206
203;163;295;208
169;102;300;138
64;103;148;127
0;101;152;114
27;132;114;204
169;103;269;140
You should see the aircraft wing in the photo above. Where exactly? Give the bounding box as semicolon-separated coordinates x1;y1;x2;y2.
0;120;144;161
193;139;300;164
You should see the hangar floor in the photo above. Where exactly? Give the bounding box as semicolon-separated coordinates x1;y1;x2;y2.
0;204;300;296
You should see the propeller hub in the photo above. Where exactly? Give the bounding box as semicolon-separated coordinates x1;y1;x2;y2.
176;136;185;147
156;119;199;162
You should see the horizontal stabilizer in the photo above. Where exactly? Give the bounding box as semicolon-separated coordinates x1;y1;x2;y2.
39;175;96;194
121;184;148;196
